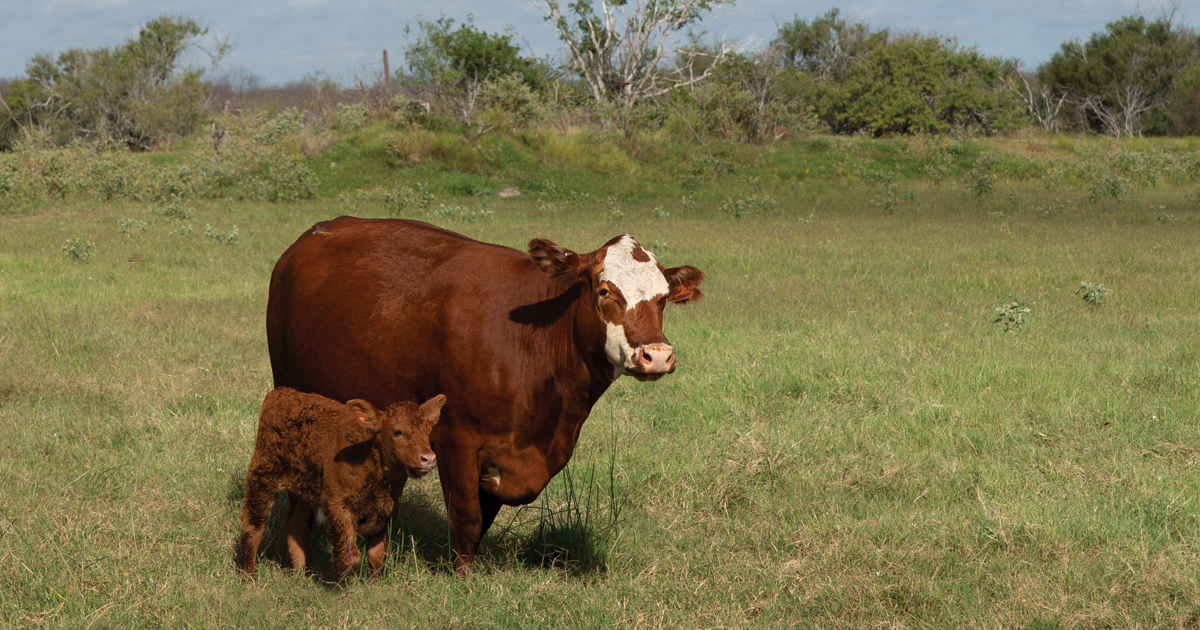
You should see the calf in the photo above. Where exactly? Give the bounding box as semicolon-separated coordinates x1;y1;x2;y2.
238;387;445;578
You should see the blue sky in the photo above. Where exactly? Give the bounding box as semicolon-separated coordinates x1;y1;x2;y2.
0;0;1187;85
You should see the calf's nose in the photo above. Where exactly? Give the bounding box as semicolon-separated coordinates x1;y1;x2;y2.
420;453;436;469
635;343;675;373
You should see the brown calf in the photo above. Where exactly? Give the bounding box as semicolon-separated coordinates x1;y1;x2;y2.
239;387;445;578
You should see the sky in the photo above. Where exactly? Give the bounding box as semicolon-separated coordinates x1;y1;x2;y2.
1;0;1191;86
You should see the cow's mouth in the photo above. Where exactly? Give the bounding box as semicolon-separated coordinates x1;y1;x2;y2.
629;370;667;382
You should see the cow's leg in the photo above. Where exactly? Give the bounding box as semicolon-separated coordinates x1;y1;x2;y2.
238;474;279;577
479;490;503;539
285;495;312;573
324;504;360;578
438;446;484;577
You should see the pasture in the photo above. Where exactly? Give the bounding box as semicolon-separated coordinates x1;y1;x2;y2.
1;180;1198;628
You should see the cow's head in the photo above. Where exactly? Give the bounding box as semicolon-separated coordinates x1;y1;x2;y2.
528;234;704;381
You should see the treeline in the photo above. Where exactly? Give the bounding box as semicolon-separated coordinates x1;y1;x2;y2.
2;5;1199;153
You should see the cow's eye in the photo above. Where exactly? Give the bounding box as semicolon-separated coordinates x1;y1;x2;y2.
393;429;403;438
598;288;609;298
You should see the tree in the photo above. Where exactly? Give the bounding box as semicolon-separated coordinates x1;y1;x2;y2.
0;16;213;150
529;0;737;111
404;17;541;135
817;35;1019;136
1001;64;1069;133
1039;12;1200;136
773;8;886;81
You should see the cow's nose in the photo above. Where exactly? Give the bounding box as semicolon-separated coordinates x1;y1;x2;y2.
420;453;436;468
635;343;675;373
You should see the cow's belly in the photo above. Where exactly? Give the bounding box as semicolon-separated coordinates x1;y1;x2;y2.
476;446;557;505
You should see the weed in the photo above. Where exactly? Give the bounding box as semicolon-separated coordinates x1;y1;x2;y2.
117;217;147;235
964;154;997;200
1076;281;1108;307
651;240;669;262
566;190;594;207
864;170;895;185
680;195;696;213
604;196;623;227
1186;187;1200;208
651;206;670;219
385;183;435;215
428;203;494;223
203;224;241;245
872;183;900;214
161;195;192;222
1088;172;1128;203
335;103;368;131
798;213;815;226
1152;206;1177;224
60;237;94;262
720;194;776;219
992;296;1031;332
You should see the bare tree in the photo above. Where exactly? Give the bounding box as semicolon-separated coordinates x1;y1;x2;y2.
1002;64;1068;132
530;0;738;111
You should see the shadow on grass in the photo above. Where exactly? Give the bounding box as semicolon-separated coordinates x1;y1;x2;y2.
225;464;621;580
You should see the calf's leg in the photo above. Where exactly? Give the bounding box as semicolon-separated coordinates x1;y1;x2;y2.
323;504;361;578
239;475;279;577
285;495;313;573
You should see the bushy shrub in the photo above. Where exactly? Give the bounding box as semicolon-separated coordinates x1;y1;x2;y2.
61;237;95;262
992;296;1031;332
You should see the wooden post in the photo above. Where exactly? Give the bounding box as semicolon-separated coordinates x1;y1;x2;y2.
382;50;392;98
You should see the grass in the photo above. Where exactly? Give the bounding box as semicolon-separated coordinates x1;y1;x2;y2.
1;161;1199;627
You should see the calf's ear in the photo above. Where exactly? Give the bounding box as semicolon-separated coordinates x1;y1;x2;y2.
663;265;705;303
420;394;447;426
345;399;381;440
528;238;583;281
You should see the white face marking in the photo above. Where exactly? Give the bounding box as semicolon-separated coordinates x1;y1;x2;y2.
604;321;637;376
598;236;668;310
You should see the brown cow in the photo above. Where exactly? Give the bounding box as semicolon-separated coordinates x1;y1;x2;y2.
266;217;704;575
239;387;446;578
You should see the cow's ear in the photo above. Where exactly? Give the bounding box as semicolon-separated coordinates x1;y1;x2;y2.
420;394;447;426
528;238;582;280
663;265;705;304
345;399;380;441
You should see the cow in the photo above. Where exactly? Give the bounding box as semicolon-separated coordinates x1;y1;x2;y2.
266;217;704;575
238;386;446;578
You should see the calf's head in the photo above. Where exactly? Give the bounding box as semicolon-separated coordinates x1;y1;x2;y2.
347;395;446;478
528;234;704;381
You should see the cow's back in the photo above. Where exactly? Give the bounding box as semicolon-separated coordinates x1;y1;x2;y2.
267;217;545;411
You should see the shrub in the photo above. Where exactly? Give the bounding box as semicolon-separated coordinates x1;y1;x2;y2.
992;296;1031;332
117;217;147;235
720;194;777;218
61;237;95;262
1088;172;1128;203
1076;281;1108;307
335;103;368;131
203;224;241;245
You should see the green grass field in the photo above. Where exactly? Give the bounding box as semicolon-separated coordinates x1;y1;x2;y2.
1;173;1199;627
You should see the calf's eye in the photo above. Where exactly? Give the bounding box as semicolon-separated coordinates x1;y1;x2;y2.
598;288;609;298
393;429;403;438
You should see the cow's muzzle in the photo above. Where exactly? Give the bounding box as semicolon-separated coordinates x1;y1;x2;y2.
630;343;675;380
